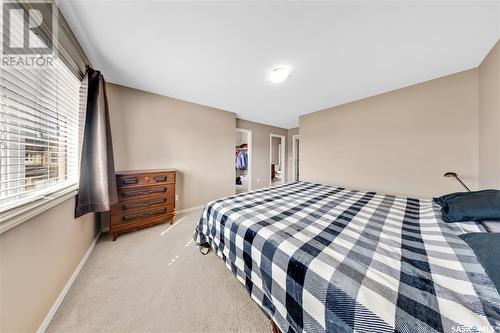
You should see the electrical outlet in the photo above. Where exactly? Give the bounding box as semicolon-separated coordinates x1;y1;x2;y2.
175;194;178;201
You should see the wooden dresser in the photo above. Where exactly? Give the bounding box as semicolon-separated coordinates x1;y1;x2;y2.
110;169;176;241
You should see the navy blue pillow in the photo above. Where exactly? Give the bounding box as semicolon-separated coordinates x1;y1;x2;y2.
459;233;500;294
434;190;500;222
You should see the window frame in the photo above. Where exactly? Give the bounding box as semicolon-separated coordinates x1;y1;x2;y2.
0;63;82;234
0;63;84;227
0;183;77;233
0;0;90;234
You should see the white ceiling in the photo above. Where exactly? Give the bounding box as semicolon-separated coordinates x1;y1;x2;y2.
59;1;499;129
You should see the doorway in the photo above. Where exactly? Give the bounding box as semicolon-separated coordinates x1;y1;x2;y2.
292;135;300;181
235;128;252;194
269;134;286;187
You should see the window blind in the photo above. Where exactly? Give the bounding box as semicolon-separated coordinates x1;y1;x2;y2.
0;9;81;212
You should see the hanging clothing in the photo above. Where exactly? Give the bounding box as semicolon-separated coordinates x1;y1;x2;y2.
235;150;248;170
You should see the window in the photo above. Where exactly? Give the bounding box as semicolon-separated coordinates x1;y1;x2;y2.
0;59;80;212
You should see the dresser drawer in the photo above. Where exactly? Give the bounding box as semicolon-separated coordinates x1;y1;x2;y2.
111;196;173;215
117;184;175;202
111;202;174;221
110;213;174;233
110;205;174;227
116;172;175;188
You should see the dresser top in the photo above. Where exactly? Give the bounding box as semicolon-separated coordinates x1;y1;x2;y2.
115;169;176;175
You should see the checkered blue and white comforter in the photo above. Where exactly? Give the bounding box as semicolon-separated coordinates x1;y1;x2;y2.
195;182;500;333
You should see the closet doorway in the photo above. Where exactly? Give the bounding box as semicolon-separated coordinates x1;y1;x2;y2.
269;134;286;187
235;128;252;194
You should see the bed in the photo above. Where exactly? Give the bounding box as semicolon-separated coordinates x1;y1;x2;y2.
195;181;500;333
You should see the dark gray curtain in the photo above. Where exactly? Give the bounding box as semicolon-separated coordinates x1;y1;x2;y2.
75;67;118;218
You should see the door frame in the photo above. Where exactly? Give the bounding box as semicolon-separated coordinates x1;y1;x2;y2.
292;135;300;181
269;134;286;187
236;128;252;193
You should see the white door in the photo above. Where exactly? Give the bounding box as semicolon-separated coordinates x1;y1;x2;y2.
270;134;286;187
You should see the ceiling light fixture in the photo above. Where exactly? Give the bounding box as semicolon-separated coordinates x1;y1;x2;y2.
268;66;291;83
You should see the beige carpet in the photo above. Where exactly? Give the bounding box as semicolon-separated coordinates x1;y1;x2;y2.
47;209;270;333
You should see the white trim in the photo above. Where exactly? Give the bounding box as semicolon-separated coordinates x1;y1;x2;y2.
0;184;78;234
176;205;204;214
36;231;101;333
269;134;286;187
235;128;253;193
292;135;300;182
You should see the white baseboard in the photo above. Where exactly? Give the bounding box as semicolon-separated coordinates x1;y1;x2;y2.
176;205;204;214
36;231;101;333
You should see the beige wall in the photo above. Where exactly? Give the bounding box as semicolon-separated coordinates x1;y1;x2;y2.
236;131;247;146
479;40;500;189
106;83;236;209
236;119;288;189
0;198;99;333
286;127;299;182
300;69;479;198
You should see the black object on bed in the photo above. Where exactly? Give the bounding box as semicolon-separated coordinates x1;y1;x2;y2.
196;181;500;333
434;189;500;222
460;233;500;294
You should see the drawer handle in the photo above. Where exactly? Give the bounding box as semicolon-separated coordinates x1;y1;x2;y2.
122;198;166;210
121;177;138;185
154;175;167;182
122;208;167;221
122;187;167;197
